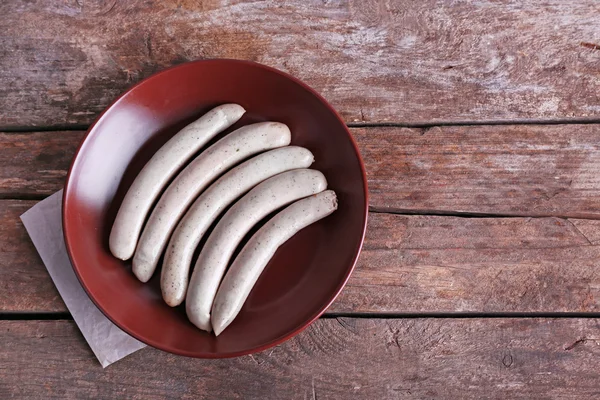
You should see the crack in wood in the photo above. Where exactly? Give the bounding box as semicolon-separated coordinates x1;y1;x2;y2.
580;42;600;51
565;219;594;246
564;337;600;351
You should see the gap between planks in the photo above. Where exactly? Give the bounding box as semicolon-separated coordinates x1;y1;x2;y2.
4;116;600;133
369;207;600;221
3;311;600;321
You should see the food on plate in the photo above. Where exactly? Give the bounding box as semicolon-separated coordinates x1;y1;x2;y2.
109;103;245;261
108;102;341;337
185;169;328;332
211;190;338;335
132;122;291;283
161;146;315;307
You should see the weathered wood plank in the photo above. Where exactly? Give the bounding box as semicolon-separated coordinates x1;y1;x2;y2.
338;213;600;313
0;200;64;312
0;132;83;197
2;1;600;127
359;124;600;217
3;124;600;217
1;319;599;399
4;199;600;313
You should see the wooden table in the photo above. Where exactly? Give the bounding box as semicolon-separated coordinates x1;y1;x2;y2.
2;1;600;398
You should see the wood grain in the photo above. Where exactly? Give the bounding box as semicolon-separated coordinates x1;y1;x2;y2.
0;200;64;312
359;124;600;217
1;319;600;399
5;199;600;314
0;132;83;198
4;124;600;217
3;1;600;127
339;213;600;313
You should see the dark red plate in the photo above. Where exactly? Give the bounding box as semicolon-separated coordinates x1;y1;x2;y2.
63;59;368;358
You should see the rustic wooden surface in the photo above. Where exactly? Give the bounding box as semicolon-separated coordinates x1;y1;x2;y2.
1;319;600;399
3;1;600;398
2;0;600;127
3;125;600;217
360;125;600;218
4;199;600;314
0;200;63;312
0;132;82;198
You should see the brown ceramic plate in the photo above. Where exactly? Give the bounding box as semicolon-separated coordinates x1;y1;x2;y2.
63;59;368;358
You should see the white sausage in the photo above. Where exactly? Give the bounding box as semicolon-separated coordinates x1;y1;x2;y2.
161;146;315;307
186;169;328;332
132;122;291;283
109;104;245;261
211;190;338;336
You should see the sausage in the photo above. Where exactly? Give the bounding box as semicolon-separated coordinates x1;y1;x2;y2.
161;146;315;307
211;190;338;336
132;122;291;283
185;169;328;332
109;104;245;261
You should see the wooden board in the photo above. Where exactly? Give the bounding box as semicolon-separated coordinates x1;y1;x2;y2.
5;199;600;314
0;200;65;312
359;124;600;217
1;319;599;398
0;132;83;198
3;1;600;127
340;213;600;314
3;124;600;218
